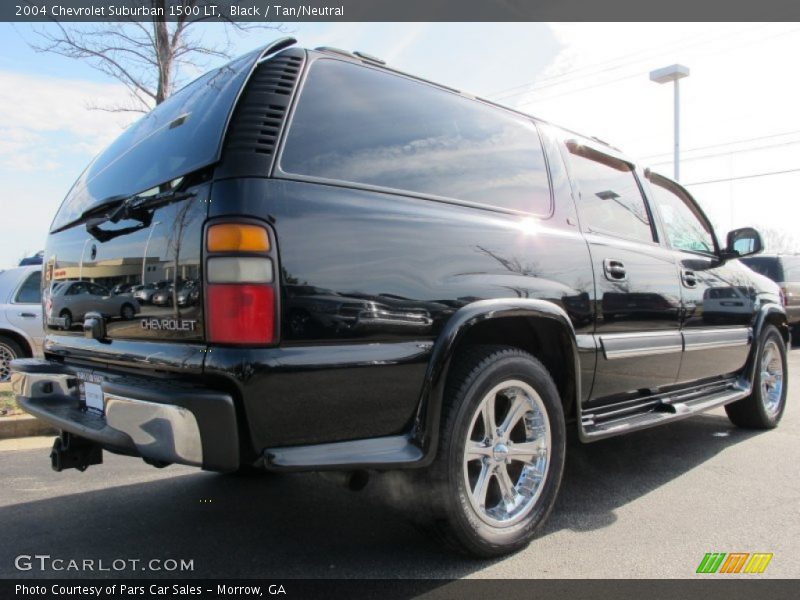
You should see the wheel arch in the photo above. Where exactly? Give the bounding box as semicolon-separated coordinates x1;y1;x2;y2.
0;328;34;358
412;299;580;465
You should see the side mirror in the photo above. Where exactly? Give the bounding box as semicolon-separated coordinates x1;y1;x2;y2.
721;227;763;260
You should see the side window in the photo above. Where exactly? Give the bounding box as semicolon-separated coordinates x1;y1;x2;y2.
648;176;715;254
67;283;86;296
14;272;42;304
566;144;654;244
89;284;108;296
281;59;552;215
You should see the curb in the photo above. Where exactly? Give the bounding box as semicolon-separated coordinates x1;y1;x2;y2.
0;414;58;440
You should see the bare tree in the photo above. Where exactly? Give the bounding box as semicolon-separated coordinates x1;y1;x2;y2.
166;200;199;317
29;0;282;112
760;227;800;254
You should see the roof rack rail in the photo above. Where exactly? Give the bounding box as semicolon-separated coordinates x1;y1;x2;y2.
353;51;385;65
315;46;357;59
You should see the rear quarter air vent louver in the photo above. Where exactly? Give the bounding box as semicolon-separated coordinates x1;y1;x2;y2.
216;48;306;179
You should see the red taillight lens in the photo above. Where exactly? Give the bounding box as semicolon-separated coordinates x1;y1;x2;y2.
207;284;274;344
780;286;787;307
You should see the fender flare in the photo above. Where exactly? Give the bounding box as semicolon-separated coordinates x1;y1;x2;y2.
410;298;580;465
742;302;789;387
0;325;37;358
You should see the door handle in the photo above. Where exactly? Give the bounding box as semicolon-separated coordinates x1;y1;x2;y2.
681;269;697;288
18;312;37;318
603;258;627;281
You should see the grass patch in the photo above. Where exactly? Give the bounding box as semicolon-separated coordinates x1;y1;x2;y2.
1;390;21;416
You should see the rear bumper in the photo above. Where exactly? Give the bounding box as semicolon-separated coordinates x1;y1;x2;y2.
9;358;239;472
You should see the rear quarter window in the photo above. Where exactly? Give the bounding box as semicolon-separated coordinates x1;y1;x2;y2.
280;59;552;215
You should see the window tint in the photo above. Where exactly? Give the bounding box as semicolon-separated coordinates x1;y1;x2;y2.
282;59;551;215
15;272;41;304
567;146;653;243
648;178;715;253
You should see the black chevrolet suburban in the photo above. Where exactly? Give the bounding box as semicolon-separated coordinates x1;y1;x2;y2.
11;39;789;557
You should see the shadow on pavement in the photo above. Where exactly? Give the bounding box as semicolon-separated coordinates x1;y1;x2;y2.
0;411;762;579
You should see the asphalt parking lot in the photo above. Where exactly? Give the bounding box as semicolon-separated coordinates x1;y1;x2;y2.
1;351;798;580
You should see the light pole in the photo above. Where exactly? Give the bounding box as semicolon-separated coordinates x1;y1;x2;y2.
78;238;91;280
650;64;690;181
141;221;162;285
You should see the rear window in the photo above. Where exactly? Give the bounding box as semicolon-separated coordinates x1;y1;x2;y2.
51;46;264;232
280;59;552;215
15;271;42;304
742;257;783;282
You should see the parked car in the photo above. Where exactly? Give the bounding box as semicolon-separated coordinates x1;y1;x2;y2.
46;280;139;329
176;281;200;307
0;266;43;381
133;281;169;304
11;40;789;558
111;282;135;295
152;284;176;307
741;254;800;338
18;251;44;266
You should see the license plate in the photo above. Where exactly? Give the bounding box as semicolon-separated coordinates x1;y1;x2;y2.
76;371;105;414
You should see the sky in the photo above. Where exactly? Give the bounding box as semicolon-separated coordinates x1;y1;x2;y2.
0;22;798;268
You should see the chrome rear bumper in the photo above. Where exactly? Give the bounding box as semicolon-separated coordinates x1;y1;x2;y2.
9;358;238;471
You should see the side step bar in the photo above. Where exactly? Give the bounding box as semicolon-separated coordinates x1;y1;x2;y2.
580;380;749;441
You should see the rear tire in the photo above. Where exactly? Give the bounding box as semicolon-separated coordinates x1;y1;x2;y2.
59;310;72;331
419;345;566;557
0;336;25;382
726;325;787;429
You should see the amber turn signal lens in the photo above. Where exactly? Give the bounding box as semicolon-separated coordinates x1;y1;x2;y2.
207;224;269;252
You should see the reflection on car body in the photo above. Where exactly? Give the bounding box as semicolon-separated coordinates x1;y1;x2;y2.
284;285;447;338
702;286;757;324
46;280;139;329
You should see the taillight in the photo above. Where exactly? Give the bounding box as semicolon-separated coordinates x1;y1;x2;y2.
205;222;277;345
780;286;787;307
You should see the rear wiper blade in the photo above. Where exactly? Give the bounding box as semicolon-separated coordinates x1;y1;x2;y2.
85;189;196;242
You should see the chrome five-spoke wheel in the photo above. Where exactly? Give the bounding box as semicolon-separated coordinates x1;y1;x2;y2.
760;338;784;417
726;325;787;430
463;379;551;527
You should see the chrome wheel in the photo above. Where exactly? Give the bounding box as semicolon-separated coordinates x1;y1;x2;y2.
760;339;784;416
463;379;551;527
0;343;16;382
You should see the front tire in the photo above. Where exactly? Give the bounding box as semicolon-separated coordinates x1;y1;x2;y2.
726;324;787;429
421;346;566;557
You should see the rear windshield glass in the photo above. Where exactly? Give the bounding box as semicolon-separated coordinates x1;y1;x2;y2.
51;47;263;232
742;257;783;281
281;59;552;215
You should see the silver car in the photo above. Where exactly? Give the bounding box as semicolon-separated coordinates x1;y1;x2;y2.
46;280;139;330
0;266;44;382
